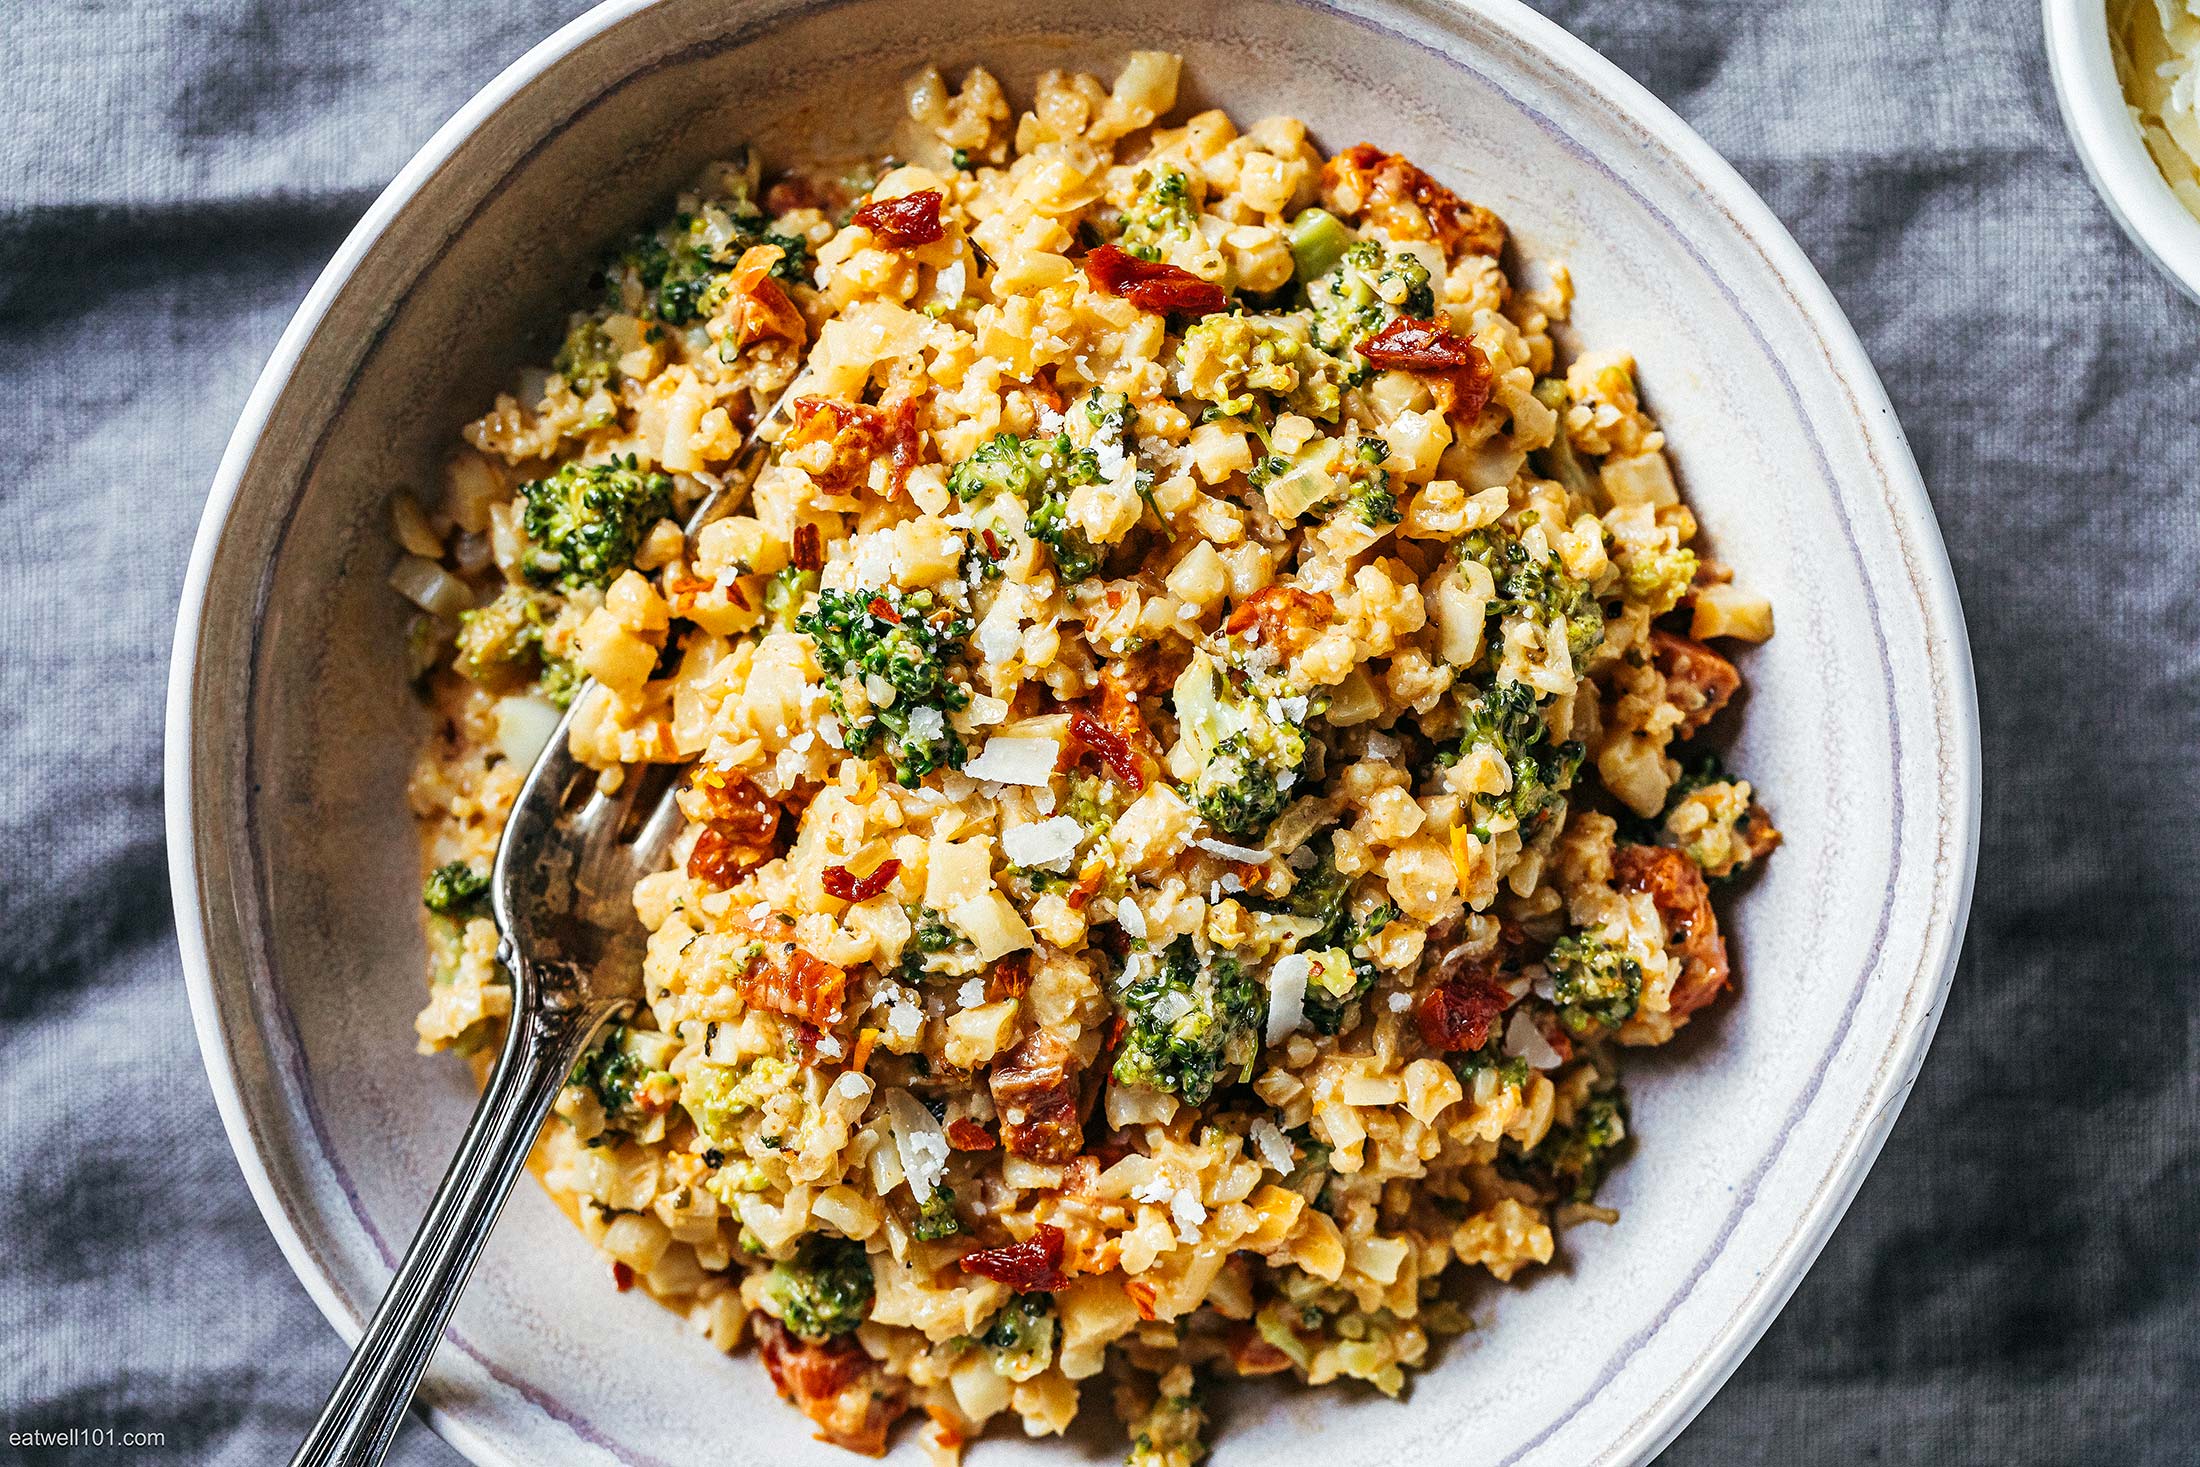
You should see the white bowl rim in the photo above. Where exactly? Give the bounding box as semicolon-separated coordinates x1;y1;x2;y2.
164;1;1983;1463
2044;0;2200;307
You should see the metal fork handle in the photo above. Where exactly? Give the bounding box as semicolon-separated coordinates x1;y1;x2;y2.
289;981;616;1467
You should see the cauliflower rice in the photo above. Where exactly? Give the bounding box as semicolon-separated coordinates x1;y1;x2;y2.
395;53;1779;1464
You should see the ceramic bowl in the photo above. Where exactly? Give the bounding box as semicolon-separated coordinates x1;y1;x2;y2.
166;1;1979;1463
2045;0;2200;306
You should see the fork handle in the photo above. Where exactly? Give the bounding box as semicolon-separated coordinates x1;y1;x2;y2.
290;991;615;1467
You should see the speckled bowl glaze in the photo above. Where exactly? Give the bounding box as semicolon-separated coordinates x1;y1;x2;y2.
166;2;1979;1463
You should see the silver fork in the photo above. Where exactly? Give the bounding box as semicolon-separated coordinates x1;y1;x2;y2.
291;377;806;1467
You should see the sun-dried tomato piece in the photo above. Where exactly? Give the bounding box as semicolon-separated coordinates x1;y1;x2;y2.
958;1223;1069;1292
755;1318;905;1456
945;1117;997;1151
1067;707;1147;791
1649;629;1741;735
852;189;946;248
1615;843;1731;1018
988;1030;1082;1164
1416;972;1511;1053
1319;144;1507;260
684;768;785;888
791;521;824;572
787;396;890;494
987;952;1033;1002
1081;245;1229;318
764;177;818;215
610;1260;635;1292
1224;583;1336;660
742;946;849;1028
867;595;900;623
1231;1329;1296;1376
1358;317;1493;421
822;858;901;903
726;244;808;348
688;825;763;888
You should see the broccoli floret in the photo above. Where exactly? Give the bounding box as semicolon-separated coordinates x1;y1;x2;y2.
1650;753;1774;880
1617;541;1700;617
797;587;973;785
1278;840;1394;1033
422;861;491;916
1306;240;1435;359
518;455;673;591
534;655;584;709
1111;937;1265;1104
1085;388;1135;443
570;1024;677;1124
1170;650;1312;840
980;1294;1057;1381
763;565;819;631
1450;679;1585;836
679;1055;795;1142
553;315;621;395
1125;1371;1208;1467
1178;314;1353;422
451;585;556;691
1531;1089;1628;1204
1546;932;1643;1036
1452;1025;1530;1092
603;194;811;325
1345;438;1401;526
946;431;1106;583
911;1185;962;1241
761;1237;874;1342
1457;520;1605;664
1118;165;1199;261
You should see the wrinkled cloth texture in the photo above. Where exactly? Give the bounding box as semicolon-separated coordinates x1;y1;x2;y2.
2;0;2193;1462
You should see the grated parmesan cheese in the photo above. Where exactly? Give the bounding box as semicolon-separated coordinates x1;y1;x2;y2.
963;735;1060;785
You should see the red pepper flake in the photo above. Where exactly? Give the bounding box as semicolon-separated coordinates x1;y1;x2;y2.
821;857;901;903
1358;316;1492;421
852;189;946;248
791;521;823;572
611;1260;635;1292
1125;1279;1161;1321
1067;707;1146;791
1416;973;1511;1053
945;1117;997;1151
867;595;900;623
986;952;1032;1002
1081;244;1229;318
886;393;923;497
979;527;1004;561
958;1223;1069;1292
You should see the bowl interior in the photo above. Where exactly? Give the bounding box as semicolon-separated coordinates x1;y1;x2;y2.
173;1;1975;1464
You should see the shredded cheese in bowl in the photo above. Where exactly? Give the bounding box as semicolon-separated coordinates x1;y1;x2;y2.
2113;0;2200;217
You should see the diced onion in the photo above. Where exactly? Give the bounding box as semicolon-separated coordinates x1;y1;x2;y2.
387;555;473;618
1265;952;1310;1045
493;695;563;768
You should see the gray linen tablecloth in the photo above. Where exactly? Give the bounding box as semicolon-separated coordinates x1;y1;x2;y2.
3;1;2192;1461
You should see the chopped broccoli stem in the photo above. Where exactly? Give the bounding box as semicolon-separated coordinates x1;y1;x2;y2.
797;587;973;785
518;455;673;592
1125;1372;1208;1467
1546;932;1643;1035
1530;378;1599;498
553;315;620;395
1111;937;1265;1104
763;565;819;631
761;1237;874;1342
422;861;490;916
1286;207;1354;285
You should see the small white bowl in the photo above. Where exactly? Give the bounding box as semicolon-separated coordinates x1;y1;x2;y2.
2045;0;2200;305
167;1;1980;1464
